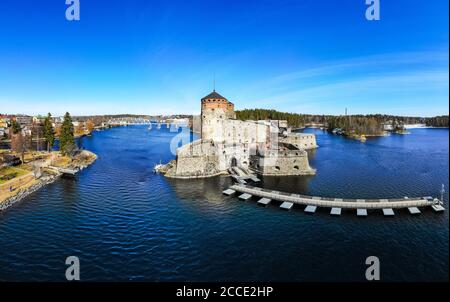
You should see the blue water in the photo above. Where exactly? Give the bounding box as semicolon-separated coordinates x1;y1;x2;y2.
0;126;448;281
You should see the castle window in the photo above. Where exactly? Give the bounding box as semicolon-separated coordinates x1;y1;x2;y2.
294;166;299;170
274;166;281;171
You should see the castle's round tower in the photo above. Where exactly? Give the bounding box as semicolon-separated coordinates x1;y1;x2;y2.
201;91;235;141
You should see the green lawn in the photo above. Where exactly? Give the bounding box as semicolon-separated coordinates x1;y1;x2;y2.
0;166;30;185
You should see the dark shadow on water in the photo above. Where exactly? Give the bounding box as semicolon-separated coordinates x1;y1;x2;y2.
259;175;314;195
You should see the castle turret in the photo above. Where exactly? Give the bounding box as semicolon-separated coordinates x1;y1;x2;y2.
201;91;235;141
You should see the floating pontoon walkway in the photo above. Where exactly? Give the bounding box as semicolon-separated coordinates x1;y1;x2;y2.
304;205;317;214
238;193;252;201
222;189;236;196
432;204;445;212
229;184;444;214
280;202;294;210
330;208;342;216
257;198;271;206
408;207;421;215
382;208;395;216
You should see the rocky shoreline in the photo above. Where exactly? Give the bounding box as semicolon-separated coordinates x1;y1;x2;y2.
0;174;59;211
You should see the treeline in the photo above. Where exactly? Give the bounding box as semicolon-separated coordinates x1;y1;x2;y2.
10;112;76;161
235;109;306;128
235;109;449;134
327;115;384;136
425;116;449;127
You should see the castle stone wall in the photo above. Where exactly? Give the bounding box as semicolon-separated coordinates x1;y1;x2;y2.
164;90;317;178
279;133;318;150
250;150;315;176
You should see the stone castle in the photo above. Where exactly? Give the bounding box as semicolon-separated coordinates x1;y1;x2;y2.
161;91;317;178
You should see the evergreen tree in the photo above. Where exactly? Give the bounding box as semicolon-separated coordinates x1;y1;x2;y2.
43;113;55;152
11;120;21;134
60;112;76;155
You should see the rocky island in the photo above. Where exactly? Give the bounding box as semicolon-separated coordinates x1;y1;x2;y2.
156;91;318;179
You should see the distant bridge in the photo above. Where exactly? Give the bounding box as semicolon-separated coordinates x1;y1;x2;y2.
106;118;190;128
107;117;152;125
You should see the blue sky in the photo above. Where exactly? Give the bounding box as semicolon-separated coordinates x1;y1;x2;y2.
0;0;448;116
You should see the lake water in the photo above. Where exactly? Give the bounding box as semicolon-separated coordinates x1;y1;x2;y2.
0;125;448;281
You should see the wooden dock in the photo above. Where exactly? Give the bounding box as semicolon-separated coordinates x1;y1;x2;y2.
228;184;444;216
49;166;79;175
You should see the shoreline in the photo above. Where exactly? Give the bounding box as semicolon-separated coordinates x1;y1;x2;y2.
0;150;97;212
0;173;60;211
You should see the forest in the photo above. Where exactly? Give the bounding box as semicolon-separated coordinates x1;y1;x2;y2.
235;109;448;135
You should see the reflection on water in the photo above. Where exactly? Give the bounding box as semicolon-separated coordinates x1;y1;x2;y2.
168;176;233;204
